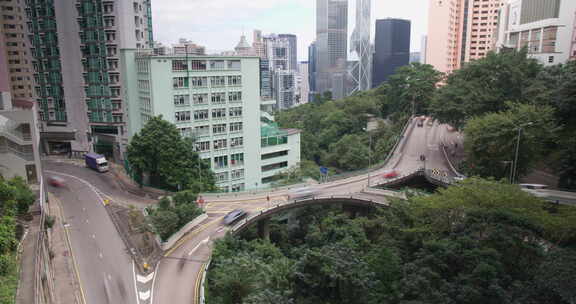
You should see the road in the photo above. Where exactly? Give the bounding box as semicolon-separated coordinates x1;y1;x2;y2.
153;117;463;304
46;170;137;304
44;161;157;304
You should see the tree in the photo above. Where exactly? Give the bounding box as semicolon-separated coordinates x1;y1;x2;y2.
126;116;215;191
325;134;370;171
463;103;558;179
559;137;576;190
430;49;542;129
380;63;443;118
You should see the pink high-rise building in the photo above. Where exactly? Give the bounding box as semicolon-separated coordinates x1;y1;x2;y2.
426;0;504;74
571;11;576;60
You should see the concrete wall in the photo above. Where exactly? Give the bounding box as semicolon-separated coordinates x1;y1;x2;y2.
157;214;208;251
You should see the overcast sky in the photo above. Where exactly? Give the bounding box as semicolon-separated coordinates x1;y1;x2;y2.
151;0;429;61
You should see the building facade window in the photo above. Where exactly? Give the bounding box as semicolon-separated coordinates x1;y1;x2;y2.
216;172;229;183
175;111;191;122
194;125;210;137
211;108;226;119
213;139;227;150
210;76;226;87
173;77;189;88
196;141;210;152
214;156;228;169
191;76;208;87
228;75;242;86
229;107;242;117
172;60;188;71
230;122;243;133
212;123;226;134
174;94;190;106
228;91;242;102
230;137;243;148
210;60;225;70
194;110;209;120
228;60;241;70
193;93;208;105
262;161;288;172
231;169;244;180
190;60;207;70
230;153;244;166
211;92;226;104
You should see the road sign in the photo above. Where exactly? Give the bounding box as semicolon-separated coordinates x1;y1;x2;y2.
320;167;328;175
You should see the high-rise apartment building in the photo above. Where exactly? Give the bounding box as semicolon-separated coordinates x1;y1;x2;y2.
278;34;298;71
350;0;372;92
25;0;153;157
426;0;504;74
496;0;576;65
372;19;411;88
253;30;265;58
121;50;301;191
0;12;42;184
315;0;348;100
0;0;35;101
263;34;298;110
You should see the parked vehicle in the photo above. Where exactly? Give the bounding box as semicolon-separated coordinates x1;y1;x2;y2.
223;209;247;225
85;153;109;172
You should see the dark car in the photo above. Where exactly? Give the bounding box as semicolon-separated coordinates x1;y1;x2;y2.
223;209;247;225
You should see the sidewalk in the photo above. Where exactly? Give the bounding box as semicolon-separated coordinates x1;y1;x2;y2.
48;193;84;304
16;211;39;304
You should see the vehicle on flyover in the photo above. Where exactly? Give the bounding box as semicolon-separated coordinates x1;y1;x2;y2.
223;209;247;225
290;187;318;200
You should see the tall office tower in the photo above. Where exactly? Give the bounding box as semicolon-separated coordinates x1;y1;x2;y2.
121;51;301;191
316;0;348;100
260;59;273;99
263;34;297;109
278;34;298;71
496;0;576;65
253;30;266;58
25;0;153;157
427;0;503;74
420;35;428;64
372;19;411;88
298;62;310;104
350;0;372;93
308;42;317;101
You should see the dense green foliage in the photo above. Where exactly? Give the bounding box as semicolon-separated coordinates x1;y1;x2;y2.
429;50;575;186
463;103;558;179
275;63;440;176
0;176;35;302
147;190;204;241
207;178;576;304
126;116;216;192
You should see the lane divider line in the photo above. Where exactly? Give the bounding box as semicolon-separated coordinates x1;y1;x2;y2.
136;272;154;284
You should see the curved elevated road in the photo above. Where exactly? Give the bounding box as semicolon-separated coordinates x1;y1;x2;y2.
153;117;464;304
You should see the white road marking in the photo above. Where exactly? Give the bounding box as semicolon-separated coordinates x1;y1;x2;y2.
133;261;141;304
99;252;103;259
91;234;96;239
45;170;110;206
150;263;158;304
188;237;210;256
216;227;225;233
136;272;154;284
139;290;151;301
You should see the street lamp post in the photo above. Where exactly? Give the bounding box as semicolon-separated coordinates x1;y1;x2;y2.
512;122;533;184
363;127;372;187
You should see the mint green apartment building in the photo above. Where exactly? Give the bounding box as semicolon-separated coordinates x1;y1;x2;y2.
120;50;301;192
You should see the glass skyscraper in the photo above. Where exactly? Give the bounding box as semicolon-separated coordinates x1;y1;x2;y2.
315;0;348;100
